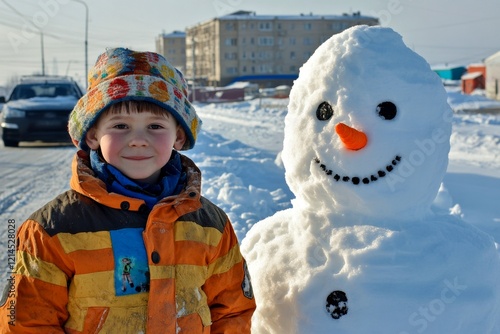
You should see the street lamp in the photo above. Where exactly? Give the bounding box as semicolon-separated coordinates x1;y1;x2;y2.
191;35;196;102
69;0;88;90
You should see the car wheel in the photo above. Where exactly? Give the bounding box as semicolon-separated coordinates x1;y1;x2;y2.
3;139;19;147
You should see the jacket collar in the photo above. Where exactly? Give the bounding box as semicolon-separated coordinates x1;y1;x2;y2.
70;150;202;214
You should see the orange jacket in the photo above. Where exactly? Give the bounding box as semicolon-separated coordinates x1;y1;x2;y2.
0;151;255;333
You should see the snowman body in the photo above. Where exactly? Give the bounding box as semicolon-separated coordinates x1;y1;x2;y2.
241;26;500;333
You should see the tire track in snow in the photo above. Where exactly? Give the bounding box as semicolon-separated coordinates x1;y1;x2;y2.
0;145;75;223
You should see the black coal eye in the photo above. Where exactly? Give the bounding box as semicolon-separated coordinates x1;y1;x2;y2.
316;101;334;121
377;101;397;120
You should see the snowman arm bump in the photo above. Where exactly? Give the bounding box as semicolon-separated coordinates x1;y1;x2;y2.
204;218;256;333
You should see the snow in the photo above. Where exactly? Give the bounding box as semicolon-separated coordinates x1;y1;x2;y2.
447;86;500;113
0;26;499;332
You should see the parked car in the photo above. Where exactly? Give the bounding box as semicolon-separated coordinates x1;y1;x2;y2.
0;76;83;147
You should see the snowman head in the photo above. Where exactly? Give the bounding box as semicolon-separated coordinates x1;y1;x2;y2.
283;26;452;221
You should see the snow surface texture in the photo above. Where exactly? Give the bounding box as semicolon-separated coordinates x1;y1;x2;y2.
241;25;500;333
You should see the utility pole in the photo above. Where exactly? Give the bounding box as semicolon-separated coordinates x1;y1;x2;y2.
191;35;196;102
41;32;45;75
69;0;89;89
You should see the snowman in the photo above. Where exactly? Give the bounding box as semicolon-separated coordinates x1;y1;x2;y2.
241;25;500;333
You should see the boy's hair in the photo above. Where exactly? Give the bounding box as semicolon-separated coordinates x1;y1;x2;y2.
95;101;180;131
103;101;177;120
68;48;201;152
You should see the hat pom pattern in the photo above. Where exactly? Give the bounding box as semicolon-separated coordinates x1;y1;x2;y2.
68;48;201;151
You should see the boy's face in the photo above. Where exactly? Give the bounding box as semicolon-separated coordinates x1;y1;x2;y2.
85;109;186;184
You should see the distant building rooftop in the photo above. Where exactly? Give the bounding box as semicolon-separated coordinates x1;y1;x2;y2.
462;72;483;80
161;30;186;38
431;64;466;71
219;10;376;21
485;51;500;64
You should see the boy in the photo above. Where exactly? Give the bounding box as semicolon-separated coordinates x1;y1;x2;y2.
0;48;256;333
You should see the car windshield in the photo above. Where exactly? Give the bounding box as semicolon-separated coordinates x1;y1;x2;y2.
9;83;79;101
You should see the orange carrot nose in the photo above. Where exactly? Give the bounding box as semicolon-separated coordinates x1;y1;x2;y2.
335;122;368;150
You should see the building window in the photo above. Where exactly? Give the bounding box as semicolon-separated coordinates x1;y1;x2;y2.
303;37;313;46
226;67;238;74
290;51;296;60
304;23;313;30
258;36;274;46
224;52;238;60
258;51;273;60
225;23;234;31
224;38;237;46
290;65;297;72
259;22;272;31
304;51;312;60
258;64;273;73
289;37;296;45
332;22;350;31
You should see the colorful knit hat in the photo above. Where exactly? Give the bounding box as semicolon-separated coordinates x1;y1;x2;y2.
68;47;201;151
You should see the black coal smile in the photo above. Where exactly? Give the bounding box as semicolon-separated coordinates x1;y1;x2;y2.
313;155;402;185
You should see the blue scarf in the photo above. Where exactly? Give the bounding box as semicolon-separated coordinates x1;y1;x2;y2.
90;150;186;209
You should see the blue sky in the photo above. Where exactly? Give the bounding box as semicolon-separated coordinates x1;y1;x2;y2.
0;0;499;87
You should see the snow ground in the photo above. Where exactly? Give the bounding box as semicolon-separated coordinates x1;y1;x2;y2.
0;92;499;294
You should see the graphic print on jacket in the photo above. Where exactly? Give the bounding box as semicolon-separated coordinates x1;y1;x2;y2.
110;228;150;296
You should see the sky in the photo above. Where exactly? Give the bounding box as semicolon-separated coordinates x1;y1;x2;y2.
0;0;499;88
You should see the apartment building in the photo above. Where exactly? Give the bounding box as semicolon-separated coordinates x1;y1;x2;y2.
485;51;500;100
157;11;378;87
155;30;187;73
